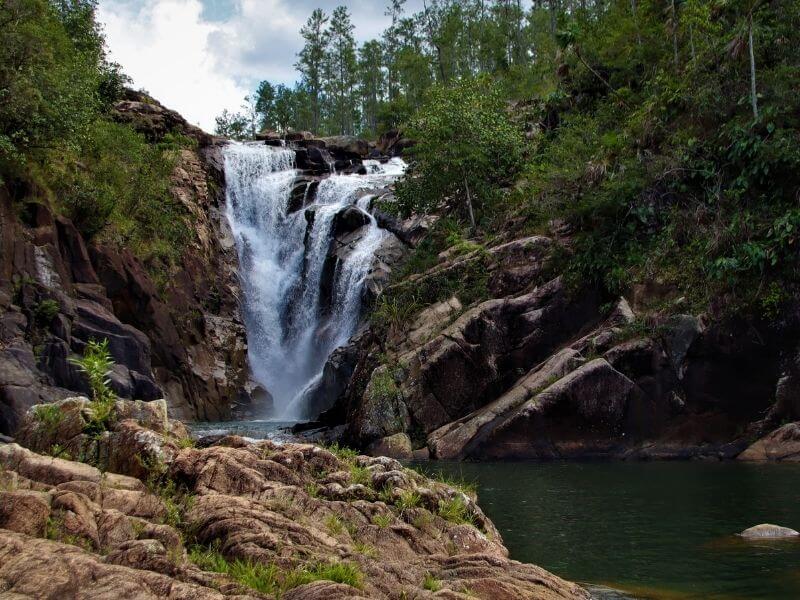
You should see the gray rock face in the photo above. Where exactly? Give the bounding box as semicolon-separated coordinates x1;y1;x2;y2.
739;524;800;538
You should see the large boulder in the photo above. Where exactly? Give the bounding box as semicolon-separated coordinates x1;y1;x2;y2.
320;136;370;159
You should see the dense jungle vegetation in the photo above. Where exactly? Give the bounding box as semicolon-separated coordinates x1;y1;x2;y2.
0;0;189;266
221;0;800;319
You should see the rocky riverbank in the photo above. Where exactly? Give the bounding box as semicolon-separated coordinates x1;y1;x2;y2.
0;398;588;599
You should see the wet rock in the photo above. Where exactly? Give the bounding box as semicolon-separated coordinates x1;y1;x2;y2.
739;524;800;538
333;206;370;237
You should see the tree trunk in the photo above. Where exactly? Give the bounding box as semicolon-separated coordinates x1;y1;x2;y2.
748;14;759;120
671;0;679;70
464;178;476;231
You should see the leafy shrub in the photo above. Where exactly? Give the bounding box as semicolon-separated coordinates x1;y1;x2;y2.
396;77;525;227
34;299;60;324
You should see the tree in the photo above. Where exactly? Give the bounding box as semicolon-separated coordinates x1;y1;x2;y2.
254;80;276;130
296;9;329;133
395;77;524;229
358;40;385;135
214;109;249;140
325;6;359;135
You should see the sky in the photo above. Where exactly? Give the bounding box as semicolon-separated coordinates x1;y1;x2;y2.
97;0;424;131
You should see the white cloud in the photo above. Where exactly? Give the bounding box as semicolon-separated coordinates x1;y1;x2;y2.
97;0;426;132
98;0;248;131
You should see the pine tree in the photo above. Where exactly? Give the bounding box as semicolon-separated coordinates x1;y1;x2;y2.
325;6;359;135
295;9;329;133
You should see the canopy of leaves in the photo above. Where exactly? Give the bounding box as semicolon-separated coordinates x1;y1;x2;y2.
396;77;524;221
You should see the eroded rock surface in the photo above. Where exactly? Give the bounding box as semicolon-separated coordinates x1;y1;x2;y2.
0;400;588;600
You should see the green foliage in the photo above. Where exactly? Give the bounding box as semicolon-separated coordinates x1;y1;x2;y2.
396;77;524;225
371;512;393;528
69;339;115;405
396;489;421;511
367;369;401;406
33;403;64;432
325;442;359;463
34;299;60;324
50;119;187;263
423;572;442;592
348;463;372;487
189;544;364;596
0;0;106;173
437;495;475;526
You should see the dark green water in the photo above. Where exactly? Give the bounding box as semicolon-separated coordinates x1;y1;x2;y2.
417;461;800;600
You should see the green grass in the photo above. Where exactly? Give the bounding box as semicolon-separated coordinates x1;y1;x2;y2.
437;496;475;526
325;442;359;463
396;489;421;511
423;572;442;592
33;404;64;432
188;545;364;596
325;515;344;536
348;463;372;487
371;513;393;528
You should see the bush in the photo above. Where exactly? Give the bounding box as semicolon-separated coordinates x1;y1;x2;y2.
396;77;525;227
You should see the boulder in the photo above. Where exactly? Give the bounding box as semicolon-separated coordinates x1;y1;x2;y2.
320;136;370;159
367;433;413;459
472;358;642;459
738;524;800;538
738;422;800;462
332;206;370;238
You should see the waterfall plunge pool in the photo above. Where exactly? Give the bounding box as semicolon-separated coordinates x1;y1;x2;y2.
415;460;800;600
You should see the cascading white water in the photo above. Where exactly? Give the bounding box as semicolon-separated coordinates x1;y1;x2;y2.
223;143;405;420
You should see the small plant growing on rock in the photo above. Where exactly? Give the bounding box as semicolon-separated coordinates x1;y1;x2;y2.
326;442;358;463
348;463;372;487
70;339;117;434
325;515;344;536
423;572;442;592
437;495;475;526
47;443;71;460
371;513;393;528
352;541;376;557
33;404;64;432
396;489;422;511
305;482;321;498
34;298;60;324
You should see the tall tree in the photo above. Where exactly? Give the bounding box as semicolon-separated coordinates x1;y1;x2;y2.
296;9;329;133
358;40;385;135
325;6;359;135
254;80;276;131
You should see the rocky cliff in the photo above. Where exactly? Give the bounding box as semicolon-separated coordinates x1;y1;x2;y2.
312;223;800;462
0;92;250;432
0;398;588;599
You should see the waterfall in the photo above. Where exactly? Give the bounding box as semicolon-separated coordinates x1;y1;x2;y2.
223;143;405;420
